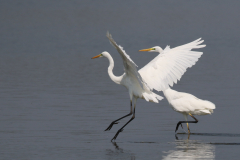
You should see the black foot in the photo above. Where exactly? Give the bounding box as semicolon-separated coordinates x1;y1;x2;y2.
175;122;181;132
105;122;119;131
111;128;124;142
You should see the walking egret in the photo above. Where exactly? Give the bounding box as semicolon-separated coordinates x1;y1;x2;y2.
91;32;205;141
139;45;215;133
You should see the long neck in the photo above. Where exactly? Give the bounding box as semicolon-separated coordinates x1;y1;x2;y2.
106;53;122;84
155;47;163;54
156;48;163;53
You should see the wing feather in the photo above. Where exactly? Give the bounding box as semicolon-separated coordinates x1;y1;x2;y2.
139;38;205;91
106;32;145;89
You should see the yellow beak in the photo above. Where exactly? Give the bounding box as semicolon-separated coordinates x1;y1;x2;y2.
139;48;153;52
91;54;101;59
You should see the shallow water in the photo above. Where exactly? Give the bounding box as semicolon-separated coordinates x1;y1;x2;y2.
0;0;240;159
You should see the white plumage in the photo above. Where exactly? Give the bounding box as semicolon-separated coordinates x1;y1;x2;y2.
92;32;206;140
163;88;215;133
140;43;215;133
139;38;205;91
105;33;162;103
164;88;215;116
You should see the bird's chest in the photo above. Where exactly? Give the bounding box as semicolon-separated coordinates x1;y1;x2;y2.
121;76;142;95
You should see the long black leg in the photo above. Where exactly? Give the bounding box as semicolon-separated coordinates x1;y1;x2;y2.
105;101;133;131
111;107;136;141
175;113;198;133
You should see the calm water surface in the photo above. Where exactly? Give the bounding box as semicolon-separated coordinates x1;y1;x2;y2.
0;0;240;159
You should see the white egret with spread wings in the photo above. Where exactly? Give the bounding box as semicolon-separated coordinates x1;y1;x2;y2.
91;32;205;141
139;46;215;134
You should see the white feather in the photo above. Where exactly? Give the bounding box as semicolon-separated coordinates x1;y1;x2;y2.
139;38;205;91
106;32;162;103
163;88;216;116
107;32;146;89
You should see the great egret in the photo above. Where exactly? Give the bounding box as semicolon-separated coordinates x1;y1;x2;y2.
92;32;205;141
139;46;215;133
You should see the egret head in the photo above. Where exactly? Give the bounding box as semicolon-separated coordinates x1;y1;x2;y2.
139;46;163;53
91;51;109;59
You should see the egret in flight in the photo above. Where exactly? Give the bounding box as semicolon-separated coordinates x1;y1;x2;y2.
91;32;205;141
139;46;215;133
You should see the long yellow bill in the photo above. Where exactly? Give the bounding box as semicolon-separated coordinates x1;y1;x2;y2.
91;54;101;59
139;48;154;52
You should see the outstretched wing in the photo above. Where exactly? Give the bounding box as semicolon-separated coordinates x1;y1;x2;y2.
139;38;205;91
106;32;145;89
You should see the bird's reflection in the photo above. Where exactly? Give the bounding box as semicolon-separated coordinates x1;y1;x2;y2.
163;134;215;160
112;142;120;150
175;133;190;140
105;142;135;160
